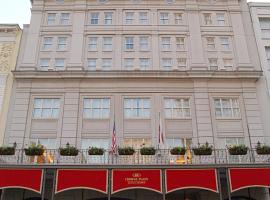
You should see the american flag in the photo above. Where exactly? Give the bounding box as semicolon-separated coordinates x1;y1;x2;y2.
158;113;164;148
111;119;116;154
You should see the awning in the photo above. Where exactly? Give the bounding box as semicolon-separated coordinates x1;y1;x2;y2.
112;169;162;194
0;169;43;193
55;169;108;194
166;169;219;193
229;168;270;192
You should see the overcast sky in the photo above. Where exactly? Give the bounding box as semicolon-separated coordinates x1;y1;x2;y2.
0;0;269;27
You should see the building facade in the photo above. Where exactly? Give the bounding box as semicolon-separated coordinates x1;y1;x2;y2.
1;0;270;200
0;24;22;145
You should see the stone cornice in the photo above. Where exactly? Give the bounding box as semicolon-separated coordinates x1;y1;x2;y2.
13;70;262;80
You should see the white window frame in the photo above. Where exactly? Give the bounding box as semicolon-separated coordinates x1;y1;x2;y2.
176;37;185;51
162;58;173;70
139;12;148;24
87;58;97;71
140;58;150;70
175;13;183;24
57;37;67;51
166;138;192;148
33;98;60;119
103;37;112;51
206;37;215;50
125;12;134;24
55;58;65;70
216;13;225;25
42;37;53;51
265;47;270;70
104;12;113;25
40;58;50;70
177;58;186;68
88;37;98;51
102;58;112;70
125;37;134;50
160;12;169;25
214;98;241;119
90;13;99;25
60;13;70;25
139;36;149;51
164;98;191;119
83;98;110;119
124;58;134;70
220;37;230;50
47;13;56;25
124;98;151;119
161;37;171;51
204;13;212;25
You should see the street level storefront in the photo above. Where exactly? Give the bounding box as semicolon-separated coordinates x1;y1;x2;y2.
0;167;269;200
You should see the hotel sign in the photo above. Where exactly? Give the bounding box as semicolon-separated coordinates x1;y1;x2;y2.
112;169;162;194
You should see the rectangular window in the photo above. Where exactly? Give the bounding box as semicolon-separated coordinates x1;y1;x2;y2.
139;12;148;24
223;59;233;71
103;37;112;51
125;37;134;50
83;98;110;119
216;13;225;25
176;37;185;50
124;98;150;118
102;58;112;70
33;98;60;119
40;58;50;70
88;37;98;51
164;98;190;119
125;12;134;24
55;58;65;70
260;18;270;38
124;58;134;70
90;13;99;25
204;13;212;25
175;13;182;24
123;138;152;148
166;138;192;149
42;37;53;51
160;12;169;25
161;37;171;51
209;58;218;70
162;58;173;70
139;36;149;51
81;139;109;149
265;47;270;70
177;58;186;69
220;37;230;50
225;137;245;146
57;37;67;51
104;12;113;25
214;98;240;118
47;13;56;25
34;138;56;149
60;13;70;25
206;37;215;50
140;58;150;70
87;58;97;71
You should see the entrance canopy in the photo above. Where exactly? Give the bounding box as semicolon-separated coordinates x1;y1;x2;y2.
0;169;43;193
229;168;270;192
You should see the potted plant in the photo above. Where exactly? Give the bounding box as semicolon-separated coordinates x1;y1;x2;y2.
256;142;270;155
193;142;213;155
59;143;79;156
88;147;105;155
228;144;248;155
118;147;135;155
170;147;186;155
140;147;156;155
0;142;16;155
24;143;45;156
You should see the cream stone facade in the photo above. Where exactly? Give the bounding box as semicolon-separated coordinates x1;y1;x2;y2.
0;24;22;145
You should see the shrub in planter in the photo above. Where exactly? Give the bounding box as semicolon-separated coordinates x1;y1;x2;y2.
170;147;186;155
193;142;213;155
88;147;105;155
256;142;270;155
140;147;156;155
118;147;135;155
59;143;79;156
24;143;45;156
228;144;248;155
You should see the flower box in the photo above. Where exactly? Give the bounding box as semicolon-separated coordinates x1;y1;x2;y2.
118;147;135;155
228;144;248;155
140;147;156;155
170;147;186;155
59;143;79;156
193;142;213;156
88;147;105;155
256;142;270;155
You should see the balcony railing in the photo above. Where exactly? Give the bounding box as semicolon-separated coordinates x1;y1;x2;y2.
0;148;269;165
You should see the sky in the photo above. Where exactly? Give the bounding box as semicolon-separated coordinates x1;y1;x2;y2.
0;0;269;28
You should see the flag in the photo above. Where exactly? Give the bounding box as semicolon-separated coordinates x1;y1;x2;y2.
111;118;116;154
158;113;164;148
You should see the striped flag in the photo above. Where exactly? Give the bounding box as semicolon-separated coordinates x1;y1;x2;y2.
158;113;164;148
111;119;116;154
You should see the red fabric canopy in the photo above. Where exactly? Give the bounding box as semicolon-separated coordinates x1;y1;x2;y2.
229;168;270;192
0;169;43;193
112;169;162;194
56;169;108;194
166;169;219;193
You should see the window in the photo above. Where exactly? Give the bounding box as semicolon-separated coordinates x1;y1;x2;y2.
223;59;233;71
225;137;245;146
140;58;150;70
260;18;270;38
81;139;109;149
40;58;50;70
175;13;182;24
90;13;99;25
123;138;152;148
216;13;225;25
220;37;230;50
60;13;70;25
214;98;240;118
55;58;65;70
176;37;185;50
103;37;112;51
206;37;215;50
139;12;148;24
166;138;192;148
209;58;218;70
33;98;60;119
124;58;134;70
162;58;173;70
125;12;134;24
160;13;169;25
139;36;149;51
125;37;134;50
42;37;53;51
161;37;171;51
87;59;97;71
177;58;186;69
265;47;270;70
34;138;56;149
102;58;112;70
164;98;190;119
57;37;67;51
204;13;212;25
88;37;98;51
47;13;56;25
83;98;110;119
124;98;150;118
104;12;113;25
